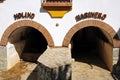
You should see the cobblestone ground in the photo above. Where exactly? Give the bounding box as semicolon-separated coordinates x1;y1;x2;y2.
0;61;114;80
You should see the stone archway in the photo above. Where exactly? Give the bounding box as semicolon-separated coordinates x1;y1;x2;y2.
62;20;117;71
62;20;117;47
0;20;54;47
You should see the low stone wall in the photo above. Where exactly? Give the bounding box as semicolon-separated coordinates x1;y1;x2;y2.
37;63;71;80
37;47;71;80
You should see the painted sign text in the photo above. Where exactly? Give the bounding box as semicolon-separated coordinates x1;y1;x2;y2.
75;12;107;22
14;12;35;20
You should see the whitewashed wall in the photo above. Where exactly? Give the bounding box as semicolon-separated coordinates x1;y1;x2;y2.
0;0;120;46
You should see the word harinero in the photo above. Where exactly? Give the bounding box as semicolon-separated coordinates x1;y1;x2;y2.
14;12;35;20
75;12;107;22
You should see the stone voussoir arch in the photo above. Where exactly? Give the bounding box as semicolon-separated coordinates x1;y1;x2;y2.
0;20;54;47
62;20;117;47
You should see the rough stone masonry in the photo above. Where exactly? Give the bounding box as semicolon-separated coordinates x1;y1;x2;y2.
37;47;71;80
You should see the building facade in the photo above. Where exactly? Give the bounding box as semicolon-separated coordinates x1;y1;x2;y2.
0;0;120;76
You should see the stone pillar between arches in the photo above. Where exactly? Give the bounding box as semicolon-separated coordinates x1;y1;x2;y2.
0;43;20;71
111;48;120;80
0;46;7;71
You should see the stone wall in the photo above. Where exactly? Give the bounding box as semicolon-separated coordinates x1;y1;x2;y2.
37;63;71;80
37;47;71;80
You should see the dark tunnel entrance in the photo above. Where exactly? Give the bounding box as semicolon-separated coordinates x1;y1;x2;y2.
8;27;48;63
71;26;113;70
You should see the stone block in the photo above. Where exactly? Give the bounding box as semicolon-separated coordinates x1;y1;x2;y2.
37;63;71;80
37;47;71;80
38;48;71;68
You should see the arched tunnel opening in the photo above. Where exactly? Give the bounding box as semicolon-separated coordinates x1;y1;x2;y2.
71;26;113;70
8;26;48;63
